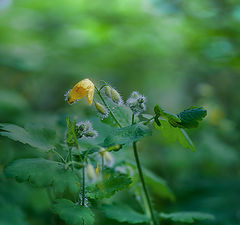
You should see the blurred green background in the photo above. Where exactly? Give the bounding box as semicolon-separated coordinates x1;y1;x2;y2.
0;0;240;224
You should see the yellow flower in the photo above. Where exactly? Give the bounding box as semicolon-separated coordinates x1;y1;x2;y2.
67;79;95;105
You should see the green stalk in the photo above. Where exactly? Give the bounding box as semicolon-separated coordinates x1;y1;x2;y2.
96;88;122;128
82;165;85;206
132;114;157;225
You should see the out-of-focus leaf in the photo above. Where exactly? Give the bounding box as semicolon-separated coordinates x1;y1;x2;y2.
86;170;132;199
0;123;56;152
5;158;80;194
177;107;207;128
100;203;149;224
104;123;151;147
155;120;195;151
52;199;94;225
159;212;214;223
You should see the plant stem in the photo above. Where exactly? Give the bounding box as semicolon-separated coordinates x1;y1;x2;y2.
82;165;85;206
132;114;157;225
96;88;122;128
133;142;157;225
69;148;74;171
50;149;66;163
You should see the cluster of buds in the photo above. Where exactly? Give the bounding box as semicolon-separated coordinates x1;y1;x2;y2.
75;121;98;139
105;86;123;105
126;91;146;115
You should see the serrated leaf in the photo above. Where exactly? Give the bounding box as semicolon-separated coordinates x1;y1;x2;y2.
159;212;214;223
177;107;207;128
155;120;195;151
100;203;149;224
0;123;56;151
101;98;132;127
5;158;80;194
66;117;78;148
86;171;132;199
104;123;151;147
52;199;94;225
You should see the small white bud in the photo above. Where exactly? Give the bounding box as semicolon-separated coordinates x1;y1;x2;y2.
86;164;96;180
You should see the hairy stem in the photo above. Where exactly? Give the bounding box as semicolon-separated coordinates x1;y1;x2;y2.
96;88;122;128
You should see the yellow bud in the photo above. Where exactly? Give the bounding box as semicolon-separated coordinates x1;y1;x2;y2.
86;164;96;180
111;88;121;104
105;86;112;98
95;102;108;115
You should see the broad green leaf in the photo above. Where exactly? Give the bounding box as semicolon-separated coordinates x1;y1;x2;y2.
0;198;29;225
100;203;149;224
5;158;80;194
86;171;132;199
155;120;195;151
102;98;132;127
52;199;94;225
104;123;151;147
144;169;175;201
127;162;174;201
159;212;214;223
0;123;56;152
177;107;207;128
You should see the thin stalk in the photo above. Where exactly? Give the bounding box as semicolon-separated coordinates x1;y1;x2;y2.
82;165;85;206
132;114;157;225
96;88;122;128
133;142;157;225
50;149;66;163
69;148;74;171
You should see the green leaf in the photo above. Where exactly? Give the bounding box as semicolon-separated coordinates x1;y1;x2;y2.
5;158;80;194
104;123;151;147
0;198;29;225
86;170;132;199
0;123;56;152
144;169;175;201
100;203;149;224
159;212;214;223
102;98;132;127
155;120;195;151
66;117;78;148
177;107;207;128
52;199;94;225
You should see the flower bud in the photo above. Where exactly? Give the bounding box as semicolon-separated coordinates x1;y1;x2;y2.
95;102;108;117
127;91;146;115
107;144;122;152
111;88;122;104
105;86;112;98
86;164;96;180
84;130;98;138
103;151;114;167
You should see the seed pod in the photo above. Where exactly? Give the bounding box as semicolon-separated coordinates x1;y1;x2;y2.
111;88;121;104
95;102;108;115
105;86;112;98
87;164;96;180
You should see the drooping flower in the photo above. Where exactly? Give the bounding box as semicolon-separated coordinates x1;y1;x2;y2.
66;79;95;105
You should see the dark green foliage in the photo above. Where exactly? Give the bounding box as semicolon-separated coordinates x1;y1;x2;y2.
0;123;56;152
52;199;95;225
86;171;132;199
100;203;149;224
177;107;207;128
159;212;214;223
5;158;80;194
